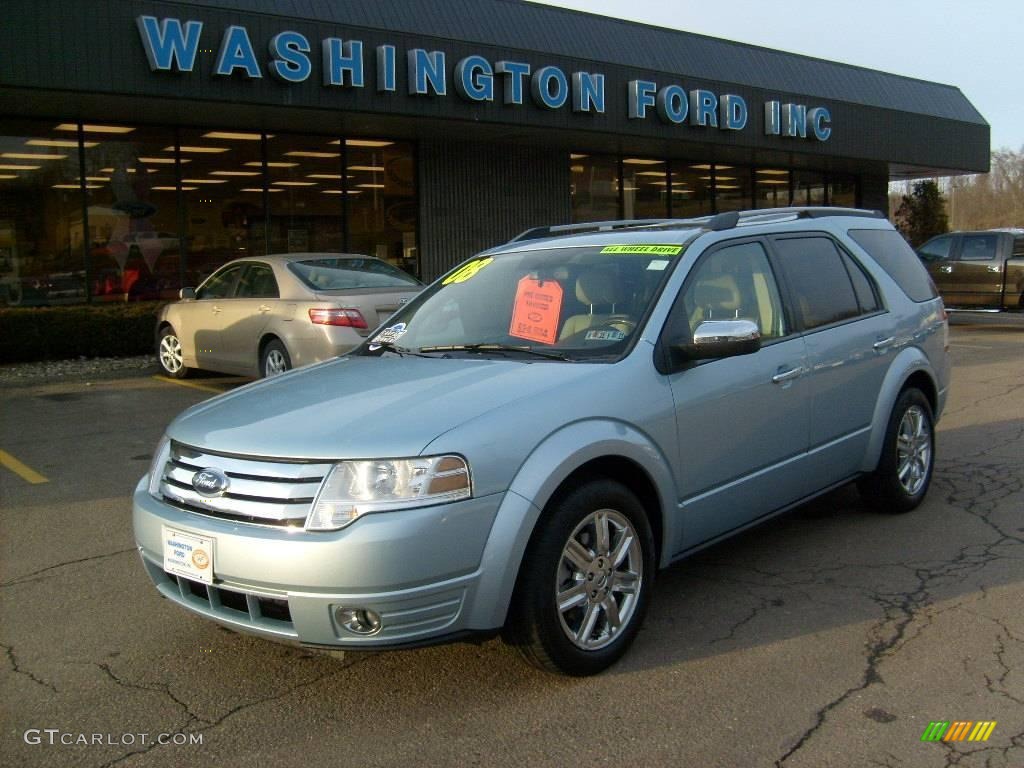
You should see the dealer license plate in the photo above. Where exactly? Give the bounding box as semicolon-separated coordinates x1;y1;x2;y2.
163;526;215;585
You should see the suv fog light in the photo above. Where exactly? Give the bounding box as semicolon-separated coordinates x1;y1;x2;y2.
335;607;382;635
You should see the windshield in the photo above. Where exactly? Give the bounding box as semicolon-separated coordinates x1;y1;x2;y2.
357;243;688;361
288;257;420;291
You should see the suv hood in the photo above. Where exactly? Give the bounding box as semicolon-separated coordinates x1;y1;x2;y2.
166;355;594;460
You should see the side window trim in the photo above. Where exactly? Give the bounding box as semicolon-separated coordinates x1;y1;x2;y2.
956;233;1001;262
196;264;244;301
836;240;886;315
241;262;280;300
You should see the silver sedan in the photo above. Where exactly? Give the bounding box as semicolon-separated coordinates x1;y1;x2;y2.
156;254;422;379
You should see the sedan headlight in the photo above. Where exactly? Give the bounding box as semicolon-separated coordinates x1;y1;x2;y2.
305;455;471;531
147;435;171;498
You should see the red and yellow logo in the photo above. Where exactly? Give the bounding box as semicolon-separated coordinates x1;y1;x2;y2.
921;721;996;742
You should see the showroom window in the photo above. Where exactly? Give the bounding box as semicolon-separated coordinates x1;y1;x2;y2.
81;125;181;302
711;166;753;212
571;154;620;222
622;158;668;220
792;170;826;206
669;164;713;218
829;175;857;207
266;133;345;256
754;168;791;208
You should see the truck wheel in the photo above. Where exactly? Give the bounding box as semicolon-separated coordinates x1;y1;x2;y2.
158;325;191;379
504;479;655;676
857;388;934;513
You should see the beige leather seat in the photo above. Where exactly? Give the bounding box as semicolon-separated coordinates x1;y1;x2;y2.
559;269;629;339
687;274;742;333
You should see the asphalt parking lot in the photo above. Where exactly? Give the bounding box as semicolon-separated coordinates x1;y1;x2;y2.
1;315;1022;768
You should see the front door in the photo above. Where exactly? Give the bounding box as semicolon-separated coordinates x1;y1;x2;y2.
954;233;1005;307
665;239;811;553
217;263;279;373
188;263;246;371
919;234;959;302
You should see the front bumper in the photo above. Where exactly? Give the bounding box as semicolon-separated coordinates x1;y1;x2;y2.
132;479;502;647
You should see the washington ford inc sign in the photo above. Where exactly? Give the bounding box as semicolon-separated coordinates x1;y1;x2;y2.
137;16;832;142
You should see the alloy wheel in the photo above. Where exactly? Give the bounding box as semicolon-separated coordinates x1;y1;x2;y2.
896;404;931;496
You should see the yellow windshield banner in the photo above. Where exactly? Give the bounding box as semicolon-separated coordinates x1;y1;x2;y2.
442;257;493;285
599;245;682;255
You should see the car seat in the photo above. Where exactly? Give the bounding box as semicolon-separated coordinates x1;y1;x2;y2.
559;268;630;339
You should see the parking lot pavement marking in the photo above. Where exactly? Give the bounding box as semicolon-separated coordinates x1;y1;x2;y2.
0;449;49;484
151;375;230;394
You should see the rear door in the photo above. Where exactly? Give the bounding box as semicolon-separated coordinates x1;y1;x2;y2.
918;234;958;301
664;238;812;552
770;234;892;482
953;233;1005;307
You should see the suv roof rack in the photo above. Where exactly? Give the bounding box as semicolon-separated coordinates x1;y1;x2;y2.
507;207;885;244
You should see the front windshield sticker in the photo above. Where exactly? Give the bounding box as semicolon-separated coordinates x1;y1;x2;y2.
368;322;407;351
600;245;682;255
584;329;626;342
646;259;670;271
509;276;564;345
442;257;493;285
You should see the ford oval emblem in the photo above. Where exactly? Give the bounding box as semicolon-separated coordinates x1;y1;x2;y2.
192;468;230;497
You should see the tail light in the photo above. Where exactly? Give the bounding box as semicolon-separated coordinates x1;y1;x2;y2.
308;308;368;328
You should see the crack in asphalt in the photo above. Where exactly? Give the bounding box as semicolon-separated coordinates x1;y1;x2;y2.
0;547;136;588
95;652;372;768
2;641;58;693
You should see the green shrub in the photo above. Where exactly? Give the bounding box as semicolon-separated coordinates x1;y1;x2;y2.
0;302;165;363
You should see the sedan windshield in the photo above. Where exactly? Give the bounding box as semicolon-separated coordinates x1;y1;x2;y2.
358;242;690;361
288;257;420;291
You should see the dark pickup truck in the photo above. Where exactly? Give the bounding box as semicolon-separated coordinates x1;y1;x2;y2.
917;229;1024;310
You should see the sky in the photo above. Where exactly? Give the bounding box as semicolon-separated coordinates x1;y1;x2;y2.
532;0;1024;153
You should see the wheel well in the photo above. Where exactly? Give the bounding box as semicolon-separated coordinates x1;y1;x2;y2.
156;320;173;341
258;334;282;357
545;456;664;564
902;370;937;415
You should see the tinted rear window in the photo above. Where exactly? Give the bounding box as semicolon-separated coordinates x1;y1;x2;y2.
772;237;860;330
848;229;938;303
288;258;420;291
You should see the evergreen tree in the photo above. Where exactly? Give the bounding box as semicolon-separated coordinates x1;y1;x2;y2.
894;180;950;246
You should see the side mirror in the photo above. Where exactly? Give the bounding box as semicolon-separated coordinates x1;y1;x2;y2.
179;287;196;300
673;319;761;361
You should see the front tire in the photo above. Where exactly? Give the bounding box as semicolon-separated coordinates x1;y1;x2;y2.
858;388;935;513
157;326;191;379
504;479;655;676
260;339;291;378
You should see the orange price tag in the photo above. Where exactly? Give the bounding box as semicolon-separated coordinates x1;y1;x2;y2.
509;276;563;345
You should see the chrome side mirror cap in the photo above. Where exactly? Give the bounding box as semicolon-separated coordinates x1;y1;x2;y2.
675;319;761;361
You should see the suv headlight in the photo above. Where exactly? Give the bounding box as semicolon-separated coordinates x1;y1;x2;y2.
305;455;471;531
147;435;171;498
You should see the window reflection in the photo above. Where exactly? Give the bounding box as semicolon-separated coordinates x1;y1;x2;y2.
178;128;265;287
669;164;713;218
571;154;619;222
622;158;667;220
711;165;752;212
830;175;857;207
265;134;343;255
754;168;791;209
346;140;417;278
793;170;826;205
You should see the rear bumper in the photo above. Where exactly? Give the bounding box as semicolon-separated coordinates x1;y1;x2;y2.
288;325;367;368
133;479;503;647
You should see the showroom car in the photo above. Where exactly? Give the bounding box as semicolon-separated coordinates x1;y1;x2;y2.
156;254;422;378
136;207;949;675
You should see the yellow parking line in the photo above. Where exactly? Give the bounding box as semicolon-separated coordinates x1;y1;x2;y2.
152;375;229;394
0;449;49;484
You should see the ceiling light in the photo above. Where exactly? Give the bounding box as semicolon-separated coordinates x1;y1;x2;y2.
758;179;788;185
306;173;343;179
357;183;385;189
181;178;228;184
716;184;740;190
169;146;230;154
0;164;40;170
203;131;265;141
570;153;588;160
241;188;283;193
622;158;663;165
82;176;109;182
285;151;339;158
53;183;100;189
635;171;665;177
254;161;299;168
0;174;17;180
273;181;316;186
347;165;384;172
2;152;66;160
26;139;98;148
210;170;261;176
340;139;394;147
571;165;584;173
138;157;184;164
756;169;789;175
56;123;135;134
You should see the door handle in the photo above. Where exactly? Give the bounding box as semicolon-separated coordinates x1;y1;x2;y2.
258;304;272;313
873;336;896;351
939;265;953;273
212;305;222;314
772;366;803;384
986;265;1001;273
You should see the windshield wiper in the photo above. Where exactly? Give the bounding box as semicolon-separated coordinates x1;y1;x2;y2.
364;341;434;358
416;343;573;361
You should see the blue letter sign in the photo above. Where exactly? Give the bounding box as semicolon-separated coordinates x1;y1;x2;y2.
136;16;203;72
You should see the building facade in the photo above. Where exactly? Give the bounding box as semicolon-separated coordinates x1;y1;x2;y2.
0;0;989;305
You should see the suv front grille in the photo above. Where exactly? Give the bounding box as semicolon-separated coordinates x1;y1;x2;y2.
159;442;332;525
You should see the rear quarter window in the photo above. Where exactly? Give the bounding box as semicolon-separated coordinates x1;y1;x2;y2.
848;229;938;303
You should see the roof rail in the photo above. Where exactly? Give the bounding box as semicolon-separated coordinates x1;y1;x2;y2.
507;207;885;244
509;218;678;243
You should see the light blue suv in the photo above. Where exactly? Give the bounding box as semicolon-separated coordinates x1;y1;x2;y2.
134;208;949;675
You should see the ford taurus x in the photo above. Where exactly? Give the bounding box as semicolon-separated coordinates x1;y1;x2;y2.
134;208;950;676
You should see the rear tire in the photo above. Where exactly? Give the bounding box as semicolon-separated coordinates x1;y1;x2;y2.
857;388;934;514
157;326;191;379
504;479;655;676
260;339;291;378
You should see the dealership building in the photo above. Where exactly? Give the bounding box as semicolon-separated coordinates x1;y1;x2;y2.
0;0;989;304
